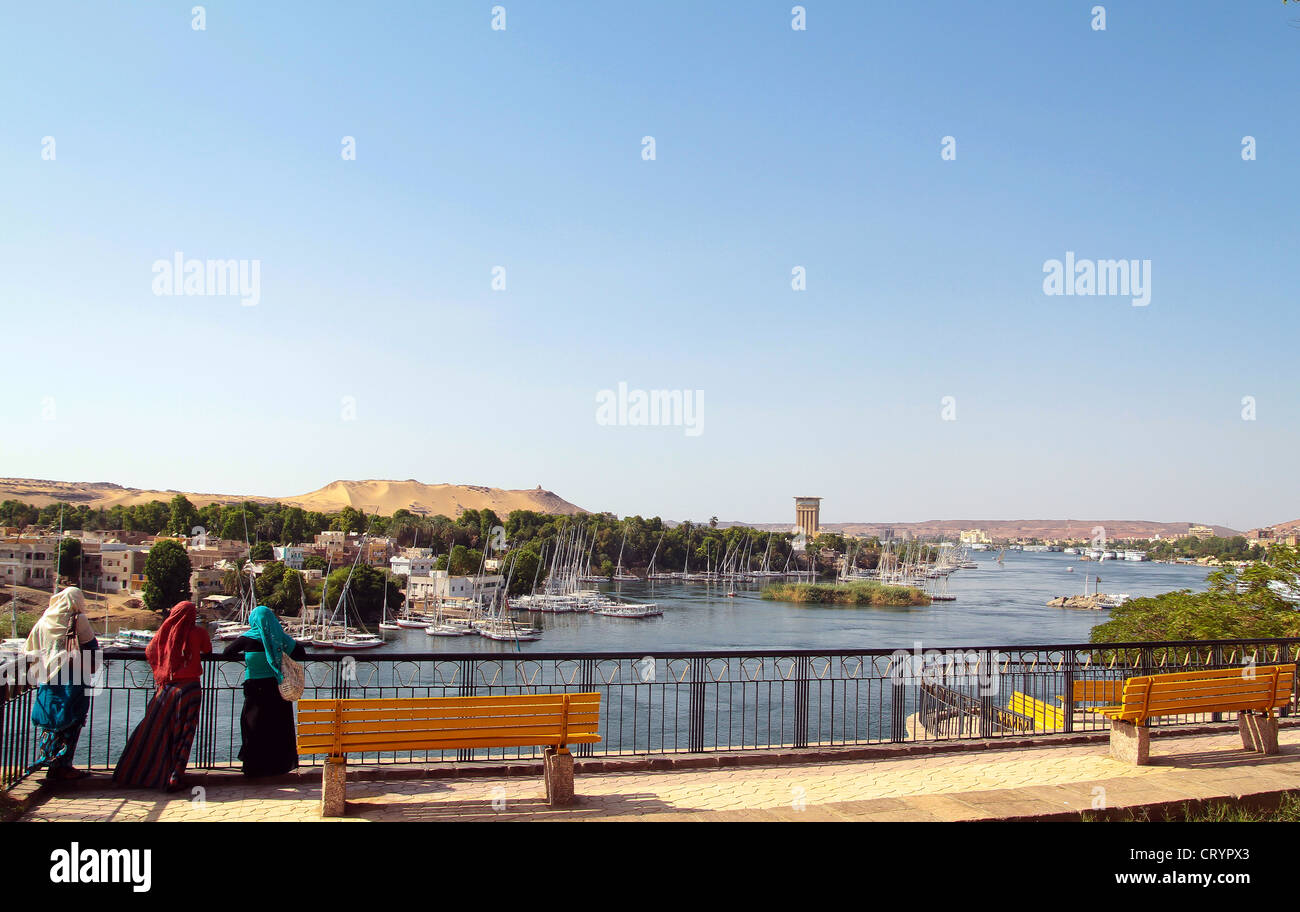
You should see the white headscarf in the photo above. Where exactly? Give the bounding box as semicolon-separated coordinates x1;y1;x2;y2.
24;587;87;681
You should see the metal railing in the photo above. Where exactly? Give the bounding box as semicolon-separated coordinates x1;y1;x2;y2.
4;637;1299;791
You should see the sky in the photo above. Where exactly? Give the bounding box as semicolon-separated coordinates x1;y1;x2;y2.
1;1;1297;530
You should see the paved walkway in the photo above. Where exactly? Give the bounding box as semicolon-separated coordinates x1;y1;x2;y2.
21;728;1300;822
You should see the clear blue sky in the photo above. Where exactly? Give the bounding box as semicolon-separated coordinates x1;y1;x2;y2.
1;1;1296;530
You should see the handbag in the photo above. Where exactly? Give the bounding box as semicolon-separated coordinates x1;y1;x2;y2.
278;654;305;702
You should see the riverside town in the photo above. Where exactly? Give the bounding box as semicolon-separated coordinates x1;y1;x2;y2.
3;0;1294;899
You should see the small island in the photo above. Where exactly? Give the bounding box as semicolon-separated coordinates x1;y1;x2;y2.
761;580;931;607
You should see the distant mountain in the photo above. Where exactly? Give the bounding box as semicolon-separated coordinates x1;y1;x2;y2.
0;477;586;518
729;518;1243;540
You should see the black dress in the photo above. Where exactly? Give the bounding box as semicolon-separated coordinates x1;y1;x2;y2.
222;636;308;777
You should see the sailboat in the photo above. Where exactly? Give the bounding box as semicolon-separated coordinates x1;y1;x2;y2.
317;513;385;650
214;564;257;641
378;583;402;631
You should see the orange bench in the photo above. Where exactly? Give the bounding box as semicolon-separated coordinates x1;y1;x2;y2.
297;692;601;815
1091;665;1293;764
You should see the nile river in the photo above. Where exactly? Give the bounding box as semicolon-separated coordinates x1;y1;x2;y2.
373;550;1211;653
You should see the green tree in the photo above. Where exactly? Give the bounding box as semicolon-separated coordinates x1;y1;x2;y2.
1092;546;1300;643
322;565;401;624
57;538;83;583
142;539;192;615
447;544;473;575
168;495;199;537
281;507;307;544
505;549;546;596
250;541;274;561
255;563;306;615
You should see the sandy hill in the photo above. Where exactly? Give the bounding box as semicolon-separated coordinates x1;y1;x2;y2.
0;478;585;518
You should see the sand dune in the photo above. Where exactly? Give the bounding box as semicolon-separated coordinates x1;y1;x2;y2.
0;477;585;518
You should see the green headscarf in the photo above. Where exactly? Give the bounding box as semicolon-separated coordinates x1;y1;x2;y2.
246;605;288;683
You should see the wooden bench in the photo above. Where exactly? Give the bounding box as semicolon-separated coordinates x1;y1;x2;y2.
1066;680;1124;707
1090;665;1294;764
297;692;601;816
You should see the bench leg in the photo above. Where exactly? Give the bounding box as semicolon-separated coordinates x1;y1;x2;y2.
543;747;574;806
1109;719;1149;765
1239;712;1280;755
321;756;347;817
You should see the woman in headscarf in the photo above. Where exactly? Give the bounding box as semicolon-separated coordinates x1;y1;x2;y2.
222;606;306;777
24;587;100;782
112;601;211;791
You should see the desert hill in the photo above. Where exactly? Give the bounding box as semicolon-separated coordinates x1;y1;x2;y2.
0;477;585;518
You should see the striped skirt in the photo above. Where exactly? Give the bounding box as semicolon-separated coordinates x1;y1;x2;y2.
112;680;203;790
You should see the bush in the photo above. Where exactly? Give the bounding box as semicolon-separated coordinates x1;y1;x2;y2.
761;580;929;607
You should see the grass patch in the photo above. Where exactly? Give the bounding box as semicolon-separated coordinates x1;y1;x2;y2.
1083;792;1300;822
0;611;39;639
761;580;930;607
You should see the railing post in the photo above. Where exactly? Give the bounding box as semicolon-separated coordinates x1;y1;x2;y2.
1063;649;1076;734
688;657;706;754
1211;644;1223;723
794;655;810;749
979;650;994;739
577;658;596;758
891;678;906;743
458;658;476;763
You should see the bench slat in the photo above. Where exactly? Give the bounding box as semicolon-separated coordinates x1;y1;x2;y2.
299;732;602;754
299;705;601;725
1122;665;1292;685
1072;681;1124;702
303;714;601;738
298;694;600;712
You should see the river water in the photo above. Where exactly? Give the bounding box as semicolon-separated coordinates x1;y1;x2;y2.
374;550;1211;653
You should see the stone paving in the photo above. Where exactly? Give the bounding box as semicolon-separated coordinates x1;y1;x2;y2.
20;727;1300;822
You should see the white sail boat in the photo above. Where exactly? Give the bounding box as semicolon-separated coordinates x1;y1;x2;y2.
318;514;385;650
378;582;402;631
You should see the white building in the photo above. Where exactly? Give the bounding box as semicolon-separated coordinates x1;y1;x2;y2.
274;545;305;570
407;571;503;602
390;551;437;579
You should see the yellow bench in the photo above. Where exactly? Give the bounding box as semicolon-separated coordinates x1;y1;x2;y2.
297;692;602;815
1068;680;1124;706
1008;692;1064;730
1090;665;1294;764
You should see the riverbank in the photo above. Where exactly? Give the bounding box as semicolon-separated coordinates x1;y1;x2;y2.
760;580;930;607
1;585;160;638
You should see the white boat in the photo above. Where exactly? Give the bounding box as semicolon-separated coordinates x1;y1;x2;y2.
593;603;663;618
477;622;542;642
214;621;251;641
424;624;471;637
332;634;385;650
